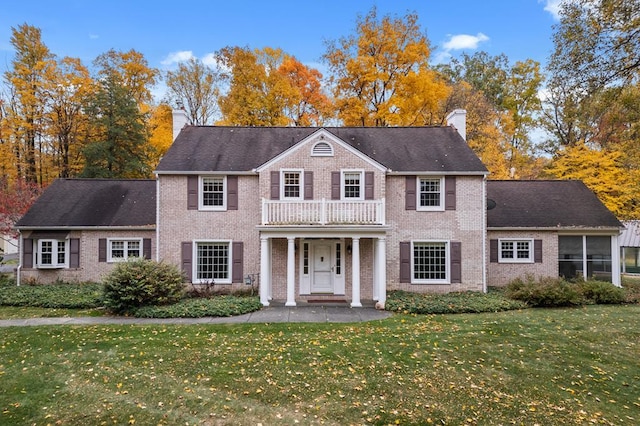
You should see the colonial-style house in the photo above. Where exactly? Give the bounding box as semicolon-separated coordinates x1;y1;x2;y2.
13;110;623;307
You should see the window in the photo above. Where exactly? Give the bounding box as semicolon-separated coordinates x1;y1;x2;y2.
108;239;142;262
342;171;363;199
412;241;448;283
200;176;226;210
195;241;231;283
282;170;302;199
499;239;533;263
417;177;444;210
559;235;612;282
37;239;67;268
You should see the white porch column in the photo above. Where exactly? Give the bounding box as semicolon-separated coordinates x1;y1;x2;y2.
260;237;270;306
612;234;621;287
376;236;387;306
351;237;362;308
286;237;297;306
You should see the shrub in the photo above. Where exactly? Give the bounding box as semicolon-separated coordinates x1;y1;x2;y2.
102;258;185;314
0;281;103;308
505;275;584;307
385;290;527;314
577;280;626;304
134;295;262;318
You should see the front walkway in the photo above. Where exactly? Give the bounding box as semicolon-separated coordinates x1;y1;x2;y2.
0;305;392;327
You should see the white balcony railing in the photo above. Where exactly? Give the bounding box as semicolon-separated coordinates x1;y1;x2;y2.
262;198;385;225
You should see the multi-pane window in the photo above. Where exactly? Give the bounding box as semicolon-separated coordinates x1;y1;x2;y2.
196;242;230;282
283;171;301;199
109;239;142;262
201;176;225;209
558;235;612;282
37;239;67;268
499;239;532;262
343;171;362;199
413;242;447;281
418;177;442;209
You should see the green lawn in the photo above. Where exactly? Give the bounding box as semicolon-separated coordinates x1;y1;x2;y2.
1;305;638;425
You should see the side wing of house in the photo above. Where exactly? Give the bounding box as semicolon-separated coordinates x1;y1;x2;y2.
486;180;623;287
15;179;156;284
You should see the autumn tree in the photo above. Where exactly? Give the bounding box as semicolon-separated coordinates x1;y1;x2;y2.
93;49;159;107
81;74;152;178
165;58;221;125
147;103;173;164
0;177;42;248
323;8;450;126
277;56;333;126
44;56;94;178
546;142;636;218
3;24;57;183
549;0;640;94
439;52;544;178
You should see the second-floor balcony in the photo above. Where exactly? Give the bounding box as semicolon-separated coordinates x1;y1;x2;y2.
262;198;385;226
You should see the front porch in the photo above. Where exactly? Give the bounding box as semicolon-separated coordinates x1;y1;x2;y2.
258;228;388;308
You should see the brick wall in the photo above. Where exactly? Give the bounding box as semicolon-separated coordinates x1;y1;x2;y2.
486;230;559;287
19;229;155;284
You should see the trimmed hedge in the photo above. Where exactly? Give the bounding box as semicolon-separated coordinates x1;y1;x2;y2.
386;290;527;314
133;295;262;318
0;281;104;309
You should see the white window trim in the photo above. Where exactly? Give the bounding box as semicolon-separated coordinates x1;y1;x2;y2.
411;240;450;284
416;176;445;211
341;169;364;200
36;239;68;269
193;240;232;284
280;169;304;200
107;238;143;263
199;175;227;211
498;238;534;263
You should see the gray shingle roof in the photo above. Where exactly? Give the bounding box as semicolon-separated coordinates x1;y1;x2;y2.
16;179;156;228
155;126;488;173
487;180;621;229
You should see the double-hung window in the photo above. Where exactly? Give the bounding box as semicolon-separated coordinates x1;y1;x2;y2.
342;170;363;200
108;239;142;262
412;241;448;283
195;241;231;283
499;239;533;263
282;170;302;199
417;177;444;211
200;176;226;210
37;239;67;268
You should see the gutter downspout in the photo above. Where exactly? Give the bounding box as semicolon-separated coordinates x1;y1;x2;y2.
155;177;160;262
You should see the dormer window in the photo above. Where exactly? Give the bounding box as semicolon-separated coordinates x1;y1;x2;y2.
311;141;333;157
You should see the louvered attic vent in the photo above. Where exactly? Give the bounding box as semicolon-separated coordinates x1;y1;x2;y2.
311;141;333;156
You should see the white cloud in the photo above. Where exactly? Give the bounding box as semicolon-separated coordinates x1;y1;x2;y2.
89;34;99;40
443;33;489;51
161;50;195;66
540;0;563;20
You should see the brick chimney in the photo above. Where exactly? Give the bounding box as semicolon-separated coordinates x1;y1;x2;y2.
446;109;466;141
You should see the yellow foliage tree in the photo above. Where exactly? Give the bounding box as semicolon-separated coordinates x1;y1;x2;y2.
323;8;450;126
546;142;634;218
148;103;173;166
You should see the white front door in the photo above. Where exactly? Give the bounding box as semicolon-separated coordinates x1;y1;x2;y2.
311;243;333;293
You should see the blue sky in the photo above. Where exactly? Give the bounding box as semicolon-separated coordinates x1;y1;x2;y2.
1;0;562;100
